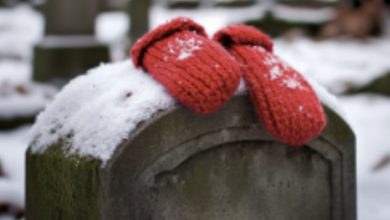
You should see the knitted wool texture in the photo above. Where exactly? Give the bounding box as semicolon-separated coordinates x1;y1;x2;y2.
214;25;326;146
131;17;240;114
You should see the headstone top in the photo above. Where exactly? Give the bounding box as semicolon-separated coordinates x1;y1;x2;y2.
42;0;101;35
30;60;347;164
30;60;175;163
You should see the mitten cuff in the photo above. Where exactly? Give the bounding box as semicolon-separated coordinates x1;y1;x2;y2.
213;24;273;52
131;17;208;67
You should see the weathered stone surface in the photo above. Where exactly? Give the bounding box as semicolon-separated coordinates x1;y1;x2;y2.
129;0;151;46
26;95;356;220
33;0;110;85
276;0;340;8
33;36;110;85
167;0;200;9
26;143;102;220
215;0;256;8
41;0;101;35
244;13;326;37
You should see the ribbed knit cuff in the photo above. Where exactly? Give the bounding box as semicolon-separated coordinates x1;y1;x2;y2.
131;17;207;68
213;24;273;52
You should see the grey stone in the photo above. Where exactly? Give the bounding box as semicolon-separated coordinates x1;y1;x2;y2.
26;95;356;220
214;0;256;7
129;0;152;46
41;0;101;35
33;0;110;85
33;36;110;86
167;0;201;9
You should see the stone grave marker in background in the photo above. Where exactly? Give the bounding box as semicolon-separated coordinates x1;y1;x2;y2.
244;0;342;37
33;0;110;86
26;95;356;220
0;0;16;7
167;0;201;8
128;0;152;46
128;0;258;45
214;0;256;7
128;0;343;42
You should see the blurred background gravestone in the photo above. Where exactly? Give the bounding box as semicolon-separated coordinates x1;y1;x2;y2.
128;0;346;42
129;0;151;46
244;0;342;37
346;72;390;96
26;95;356;220
33;0;110;86
214;0;257;7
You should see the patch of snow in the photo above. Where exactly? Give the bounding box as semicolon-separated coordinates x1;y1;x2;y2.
269;65;282;80
0;4;43;60
96;12;130;61
0;126;31;208
37;35;106;48
0;181;23;208
0;61;57;119
264;55;279;66
254;45;266;53
95;12;129;44
0;61;29;83
271;4;335;23
30;60;176;164
173;37;203;60
0;215;19;220
338;95;390;220
234;77;247;95
304;74;348;123
274;37;390;94
283;77;303;90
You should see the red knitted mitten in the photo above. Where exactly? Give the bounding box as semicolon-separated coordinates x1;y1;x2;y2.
131;17;241;114
214;25;326;146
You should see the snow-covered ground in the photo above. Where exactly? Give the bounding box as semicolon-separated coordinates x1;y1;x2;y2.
0;4;389;219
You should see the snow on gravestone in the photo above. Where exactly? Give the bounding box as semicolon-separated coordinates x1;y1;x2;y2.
33;0;109;86
26;61;356;220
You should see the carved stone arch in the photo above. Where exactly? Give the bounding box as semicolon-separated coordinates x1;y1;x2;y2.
100;95;355;220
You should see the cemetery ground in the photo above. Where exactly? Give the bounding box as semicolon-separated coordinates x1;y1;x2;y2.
0;3;390;220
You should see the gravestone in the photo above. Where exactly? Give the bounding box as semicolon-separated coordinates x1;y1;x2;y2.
128;0;257;45
33;0;110;86
128;0;152;46
244;0;342;37
26;95;356;220
214;0;256;7
167;0;200;9
0;0;16;7
346;72;390;96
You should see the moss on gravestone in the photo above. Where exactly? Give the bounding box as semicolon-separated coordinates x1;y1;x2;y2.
26;141;102;220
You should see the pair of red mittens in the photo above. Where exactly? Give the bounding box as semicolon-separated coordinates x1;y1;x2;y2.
131;17;326;146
